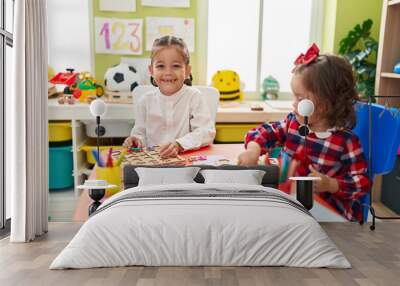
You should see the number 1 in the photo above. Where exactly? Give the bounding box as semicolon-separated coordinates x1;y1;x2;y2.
99;22;111;50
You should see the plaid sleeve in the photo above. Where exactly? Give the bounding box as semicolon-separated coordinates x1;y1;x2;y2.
244;113;293;155
331;135;370;222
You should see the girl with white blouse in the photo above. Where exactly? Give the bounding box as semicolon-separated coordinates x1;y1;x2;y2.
123;36;216;158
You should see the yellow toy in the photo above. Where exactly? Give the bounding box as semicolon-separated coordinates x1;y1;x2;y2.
48;66;56;81
211;70;243;101
73;72;105;103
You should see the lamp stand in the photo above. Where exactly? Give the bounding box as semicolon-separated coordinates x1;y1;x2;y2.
293;115;314;210
95;115;106;164
97;116;100;165
88;188;105;215
296;180;313;210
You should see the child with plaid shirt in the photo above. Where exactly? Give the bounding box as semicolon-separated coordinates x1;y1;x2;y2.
238;44;369;223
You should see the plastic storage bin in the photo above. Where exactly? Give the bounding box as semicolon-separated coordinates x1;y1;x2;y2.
82;119;134;138
49;145;74;189
215;123;259;143
48;121;72;142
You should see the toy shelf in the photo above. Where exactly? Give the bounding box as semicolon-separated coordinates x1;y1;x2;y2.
388;0;400;6
375;0;400;107
48;98;134;196
365;0;400;227
381;72;400;79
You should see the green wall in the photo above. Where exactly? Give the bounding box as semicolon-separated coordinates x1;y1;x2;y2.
322;0;383;54
322;0;337;53
92;0;199;85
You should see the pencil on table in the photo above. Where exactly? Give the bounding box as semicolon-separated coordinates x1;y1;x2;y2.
92;149;101;167
116;150;127;166
106;147;113;167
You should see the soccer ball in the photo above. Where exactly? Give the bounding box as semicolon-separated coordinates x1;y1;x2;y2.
104;63;141;92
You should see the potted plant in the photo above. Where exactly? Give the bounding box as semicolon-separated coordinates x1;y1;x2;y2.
338;19;379;102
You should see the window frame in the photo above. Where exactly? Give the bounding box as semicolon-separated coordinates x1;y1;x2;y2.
203;0;324;99
0;0;13;233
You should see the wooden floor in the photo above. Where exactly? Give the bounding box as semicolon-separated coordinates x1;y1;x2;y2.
1;222;400;286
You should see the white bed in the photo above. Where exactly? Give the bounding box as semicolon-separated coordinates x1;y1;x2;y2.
50;183;350;269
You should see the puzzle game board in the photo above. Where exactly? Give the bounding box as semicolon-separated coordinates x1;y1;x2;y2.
111;146;187;166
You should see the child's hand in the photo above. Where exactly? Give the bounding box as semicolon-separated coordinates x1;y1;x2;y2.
238;142;261;166
123;136;143;149
308;165;339;194
160;142;183;159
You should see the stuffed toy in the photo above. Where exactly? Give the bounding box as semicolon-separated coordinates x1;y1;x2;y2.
211;70;243;101
261;75;279;100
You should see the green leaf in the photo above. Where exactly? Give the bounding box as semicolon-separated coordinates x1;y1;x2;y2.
360;19;373;38
357;67;367;74
338;18;377;101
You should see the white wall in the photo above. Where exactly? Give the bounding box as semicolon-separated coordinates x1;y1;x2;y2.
47;0;92;74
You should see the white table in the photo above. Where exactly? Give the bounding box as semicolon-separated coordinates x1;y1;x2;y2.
48;99;292;194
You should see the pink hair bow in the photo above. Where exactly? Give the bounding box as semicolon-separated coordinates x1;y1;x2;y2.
294;43;320;66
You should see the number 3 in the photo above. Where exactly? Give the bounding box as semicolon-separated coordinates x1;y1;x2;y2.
129;23;141;53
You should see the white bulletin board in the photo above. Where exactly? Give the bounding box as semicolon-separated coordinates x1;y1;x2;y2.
100;0;136;12
141;0;190;8
146;17;195;52
95;17;143;55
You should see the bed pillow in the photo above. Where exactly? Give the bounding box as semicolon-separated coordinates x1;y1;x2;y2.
200;169;266;185
136;167;201;186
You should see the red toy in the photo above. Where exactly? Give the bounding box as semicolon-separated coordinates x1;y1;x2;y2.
50;68;78;86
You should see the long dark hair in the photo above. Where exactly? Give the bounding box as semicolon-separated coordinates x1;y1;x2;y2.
150;35;193;86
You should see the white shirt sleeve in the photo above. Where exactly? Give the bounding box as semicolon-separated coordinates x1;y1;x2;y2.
176;93;216;150
130;97;147;147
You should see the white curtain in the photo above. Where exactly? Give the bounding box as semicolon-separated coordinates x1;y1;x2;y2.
8;0;48;242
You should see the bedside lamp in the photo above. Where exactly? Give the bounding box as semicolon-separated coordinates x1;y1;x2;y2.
290;99;320;210
77;99;109;216
298;99;314;136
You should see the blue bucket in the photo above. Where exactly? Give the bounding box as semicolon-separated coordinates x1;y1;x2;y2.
49;145;73;189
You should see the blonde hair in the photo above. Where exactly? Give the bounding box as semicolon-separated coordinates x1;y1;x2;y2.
150;35;192;86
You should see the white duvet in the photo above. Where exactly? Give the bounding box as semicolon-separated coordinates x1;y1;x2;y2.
50;183;351;269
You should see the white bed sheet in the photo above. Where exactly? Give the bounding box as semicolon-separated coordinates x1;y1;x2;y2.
50;183;350;269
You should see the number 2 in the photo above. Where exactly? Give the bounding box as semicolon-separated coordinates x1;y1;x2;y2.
112;22;128;50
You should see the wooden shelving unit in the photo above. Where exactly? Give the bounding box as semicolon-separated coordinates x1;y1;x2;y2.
375;0;400;107
373;0;400;214
388;0;400;6
381;72;400;79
